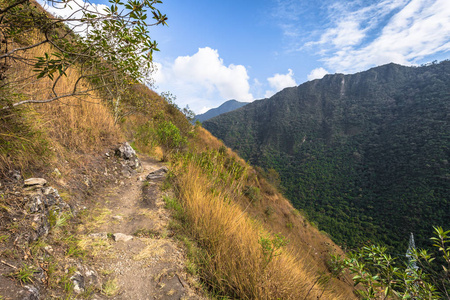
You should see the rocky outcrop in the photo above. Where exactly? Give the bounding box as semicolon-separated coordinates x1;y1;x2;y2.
114;142;143;176
25;183;71;242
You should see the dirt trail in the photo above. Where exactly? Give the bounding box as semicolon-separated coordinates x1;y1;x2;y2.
83;156;203;300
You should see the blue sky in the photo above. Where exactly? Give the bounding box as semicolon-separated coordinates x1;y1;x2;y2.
41;0;450;113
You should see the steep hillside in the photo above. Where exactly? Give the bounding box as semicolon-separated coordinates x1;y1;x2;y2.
0;1;355;298
193;99;249;123
203;61;450;251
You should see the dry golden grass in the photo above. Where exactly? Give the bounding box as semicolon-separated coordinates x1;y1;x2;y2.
190;126;225;151
174;162;353;299
16;42;122;151
0;31;122;172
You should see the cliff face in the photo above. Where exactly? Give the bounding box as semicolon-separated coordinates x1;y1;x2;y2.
204;61;450;250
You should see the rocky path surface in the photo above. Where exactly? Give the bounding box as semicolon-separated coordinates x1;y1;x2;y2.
81;156;203;300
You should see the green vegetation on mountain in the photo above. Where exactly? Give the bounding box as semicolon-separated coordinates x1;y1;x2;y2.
204;61;450;251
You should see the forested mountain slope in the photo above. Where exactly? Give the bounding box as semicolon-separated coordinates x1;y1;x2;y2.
204;61;450;251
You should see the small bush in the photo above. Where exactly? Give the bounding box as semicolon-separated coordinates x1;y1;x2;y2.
244;186;261;203
156;121;187;161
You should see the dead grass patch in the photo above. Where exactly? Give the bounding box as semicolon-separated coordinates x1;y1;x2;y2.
77;235;112;257
133;239;167;261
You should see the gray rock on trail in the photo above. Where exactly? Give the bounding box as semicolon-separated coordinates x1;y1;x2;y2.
24;178;47;187
146;167;169;180
20;285;39;300
70;266;101;294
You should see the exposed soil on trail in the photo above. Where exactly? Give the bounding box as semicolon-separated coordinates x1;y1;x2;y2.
0;150;205;300
82;156;204;299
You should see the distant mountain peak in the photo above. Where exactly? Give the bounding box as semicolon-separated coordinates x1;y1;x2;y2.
194;99;250;123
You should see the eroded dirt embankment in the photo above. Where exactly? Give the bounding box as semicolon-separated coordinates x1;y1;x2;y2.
0;148;204;300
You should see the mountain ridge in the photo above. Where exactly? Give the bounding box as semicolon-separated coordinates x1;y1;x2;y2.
203;61;450;250
194;99;249;123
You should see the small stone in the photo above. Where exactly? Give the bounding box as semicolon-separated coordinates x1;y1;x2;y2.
22;285;39;300
83;175;91;187
11;170;22;181
52;168;61;177
112;215;123;221
113;233;133;242
70;272;85;294
24;178;47;187
89;232;108;239
44;245;54;254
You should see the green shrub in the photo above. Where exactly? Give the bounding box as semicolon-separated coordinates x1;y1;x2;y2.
244;186;261;203
337;226;450;299
156;120;187;161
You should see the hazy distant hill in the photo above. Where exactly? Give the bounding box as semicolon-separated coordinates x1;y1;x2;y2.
194;99;249;123
204;61;450;250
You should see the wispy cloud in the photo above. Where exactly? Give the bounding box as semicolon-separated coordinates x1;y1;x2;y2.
274;0;450;73
321;0;450;72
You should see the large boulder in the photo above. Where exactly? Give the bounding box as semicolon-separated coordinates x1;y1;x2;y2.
115;142;136;160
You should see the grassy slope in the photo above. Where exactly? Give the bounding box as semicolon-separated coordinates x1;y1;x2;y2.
0;2;356;298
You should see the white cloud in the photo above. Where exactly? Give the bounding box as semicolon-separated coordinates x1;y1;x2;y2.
310;0;450;73
307;67;328;81
154;47;253;113
38;0;108;34
264;69;297;98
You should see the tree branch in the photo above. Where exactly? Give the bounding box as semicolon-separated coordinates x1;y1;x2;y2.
0;39;49;60
0;0;28;15
2;90;92;110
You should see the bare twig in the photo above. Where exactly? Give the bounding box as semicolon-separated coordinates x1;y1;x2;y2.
1;259;18;269
0;39;49;60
